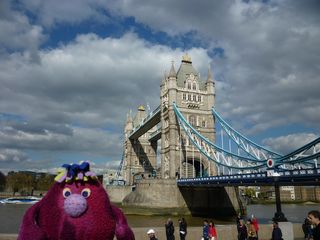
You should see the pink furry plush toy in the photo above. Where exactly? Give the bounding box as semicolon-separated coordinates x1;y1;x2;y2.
18;162;135;240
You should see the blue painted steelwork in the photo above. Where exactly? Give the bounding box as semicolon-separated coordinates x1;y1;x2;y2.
177;168;320;187
275;137;320;166
212;107;282;160
174;103;319;172
173;103;266;170
115;150;124;179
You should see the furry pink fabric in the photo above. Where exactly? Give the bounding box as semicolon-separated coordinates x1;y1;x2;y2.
18;180;134;240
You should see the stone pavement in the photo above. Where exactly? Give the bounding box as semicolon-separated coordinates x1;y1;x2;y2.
0;223;305;240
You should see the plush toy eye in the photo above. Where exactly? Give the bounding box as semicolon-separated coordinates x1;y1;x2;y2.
63;188;72;198
81;188;91;198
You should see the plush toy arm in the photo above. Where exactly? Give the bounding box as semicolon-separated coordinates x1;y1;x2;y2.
18;203;48;240
112;205;135;240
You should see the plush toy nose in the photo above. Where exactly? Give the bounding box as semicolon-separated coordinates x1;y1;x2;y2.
64;194;87;217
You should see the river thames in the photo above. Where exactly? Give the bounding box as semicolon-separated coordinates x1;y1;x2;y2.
0;203;319;234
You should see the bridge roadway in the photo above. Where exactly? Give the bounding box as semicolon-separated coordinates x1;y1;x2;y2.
129;106;161;140
178;168;320;222
177;168;320;187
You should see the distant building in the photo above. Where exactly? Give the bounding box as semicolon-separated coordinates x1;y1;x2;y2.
294;186;320;202
103;169;117;186
258;185;320;201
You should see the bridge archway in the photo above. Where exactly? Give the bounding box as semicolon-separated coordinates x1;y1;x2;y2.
179;158;210;178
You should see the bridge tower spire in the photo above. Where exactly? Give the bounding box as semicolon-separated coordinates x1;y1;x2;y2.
206;65;215;108
160;60;178;179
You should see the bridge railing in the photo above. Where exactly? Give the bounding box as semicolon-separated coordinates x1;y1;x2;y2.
177;168;320;186
149;127;161;139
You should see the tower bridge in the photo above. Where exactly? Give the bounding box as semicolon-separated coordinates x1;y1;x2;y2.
114;54;320;220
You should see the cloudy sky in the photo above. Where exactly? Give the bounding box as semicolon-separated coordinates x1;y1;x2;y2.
0;0;319;174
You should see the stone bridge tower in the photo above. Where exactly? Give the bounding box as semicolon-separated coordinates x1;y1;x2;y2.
160;54;217;179
119;55;241;217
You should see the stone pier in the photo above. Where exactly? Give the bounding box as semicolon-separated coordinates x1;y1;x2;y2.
120;179;241;217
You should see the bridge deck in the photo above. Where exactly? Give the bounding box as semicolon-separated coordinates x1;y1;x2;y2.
129;107;161;140
177;168;320;187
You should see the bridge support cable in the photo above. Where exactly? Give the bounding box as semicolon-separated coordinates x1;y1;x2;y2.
115;150;125;182
186;145;188;178
175;106;265;163
275;137;320;168
179;129;182;179
192;145;195;178
212;107;282;160
176;114;265;171
200;151;202;177
173;103;266;172
212;107;320;170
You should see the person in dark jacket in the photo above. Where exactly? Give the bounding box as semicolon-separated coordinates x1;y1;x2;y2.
237;219;248;240
302;217;313;240
271;221;282;240
179;218;187;240
203;219;209;240
165;218;175;240
308;210;320;240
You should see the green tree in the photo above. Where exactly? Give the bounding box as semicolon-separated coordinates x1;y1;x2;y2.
36;174;55;191
6;172;35;195
244;188;256;199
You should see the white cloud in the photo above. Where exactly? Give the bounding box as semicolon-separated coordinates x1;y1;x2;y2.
0;0;45;61
0;32;211;170
0;33;211;128
263;133;319;154
19;0;109;27
104;0;320;135
1;0;319;171
0;149;30;162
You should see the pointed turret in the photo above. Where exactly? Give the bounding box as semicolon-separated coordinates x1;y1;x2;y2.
206;65;215;108
161;71;167;87
168;61;176;78
124;111;133;135
207;66;213;83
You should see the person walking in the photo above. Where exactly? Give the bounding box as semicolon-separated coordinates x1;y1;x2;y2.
209;220;218;240
237;219;248;240
271;221;282;240
147;229;158;240
247;219;257;240
202;219;210;240
251;215;259;240
236;212;242;227
302;217;313;240
308;210;320;240
179;218;187;240
165;218;175;240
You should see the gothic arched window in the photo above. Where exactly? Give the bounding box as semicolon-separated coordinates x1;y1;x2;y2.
189;115;196;127
193;82;197;90
193;95;197;101
187;82;191;89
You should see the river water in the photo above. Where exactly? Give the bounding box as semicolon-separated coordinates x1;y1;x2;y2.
1;203;319;233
